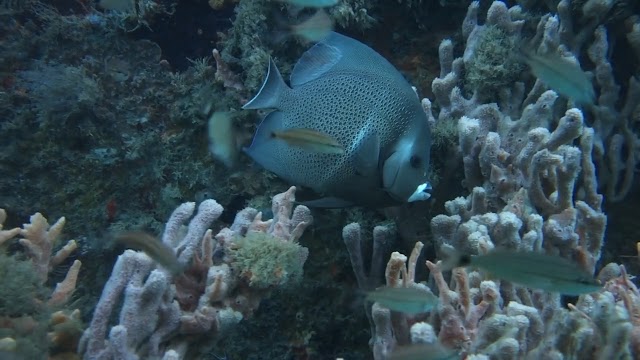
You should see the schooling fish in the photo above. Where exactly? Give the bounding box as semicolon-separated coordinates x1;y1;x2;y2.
521;50;595;105
114;231;184;275
271;128;344;154
366;286;438;315
443;249;601;295
243;32;432;208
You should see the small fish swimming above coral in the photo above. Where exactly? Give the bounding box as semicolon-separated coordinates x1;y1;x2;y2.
366;286;439;315
442;249;601;295
243;32;432;208
520;49;595;105
114;231;184;275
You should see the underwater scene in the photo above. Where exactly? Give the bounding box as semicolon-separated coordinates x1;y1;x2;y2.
1;0;640;359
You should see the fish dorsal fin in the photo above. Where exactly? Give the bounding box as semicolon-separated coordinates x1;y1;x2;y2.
243;58;289;110
293;32;406;87
352;126;380;177
291;42;342;87
292;32;404;87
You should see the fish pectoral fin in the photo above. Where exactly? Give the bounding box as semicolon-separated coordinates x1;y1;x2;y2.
290;41;342;87
352;129;380;177
298;196;354;208
243;58;289;110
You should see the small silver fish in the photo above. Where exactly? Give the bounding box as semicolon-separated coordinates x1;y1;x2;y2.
115;231;184;275
271;128;345;154
443;249;601;295
521;50;595;105
291;9;334;42
389;343;459;360
366;286;438;314
281;0;339;8
207;110;239;167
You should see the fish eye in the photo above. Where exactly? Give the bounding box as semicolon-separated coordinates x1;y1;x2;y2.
410;155;421;168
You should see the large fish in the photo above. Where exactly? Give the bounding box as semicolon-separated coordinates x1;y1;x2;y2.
243;32;432;207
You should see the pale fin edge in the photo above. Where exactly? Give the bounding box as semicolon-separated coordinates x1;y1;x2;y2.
243;58;288;110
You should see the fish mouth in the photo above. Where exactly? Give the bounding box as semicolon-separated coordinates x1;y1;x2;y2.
407;182;432;202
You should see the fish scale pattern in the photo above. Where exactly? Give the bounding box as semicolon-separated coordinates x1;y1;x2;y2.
244;31;432;206
278;73;412;186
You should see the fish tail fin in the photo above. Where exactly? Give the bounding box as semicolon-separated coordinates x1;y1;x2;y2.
242;58;289;110
438;245;466;272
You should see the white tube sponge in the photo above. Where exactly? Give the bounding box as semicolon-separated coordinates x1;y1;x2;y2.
118;269;171;349
410;322;437;344
79;250;154;358
371;303;395;360
161;202;195;248
175;199;223;265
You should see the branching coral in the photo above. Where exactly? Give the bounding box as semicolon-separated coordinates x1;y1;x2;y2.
435;1;639;202
346;1;639;358
79;186;312;359
0;209;82;358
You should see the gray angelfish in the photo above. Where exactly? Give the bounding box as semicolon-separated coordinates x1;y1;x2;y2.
243;32;432;208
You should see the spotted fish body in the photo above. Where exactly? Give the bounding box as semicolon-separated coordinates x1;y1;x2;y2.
244;32;431;207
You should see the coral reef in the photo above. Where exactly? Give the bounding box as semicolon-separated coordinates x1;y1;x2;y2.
0;0;281;241
79;186;311;359
0;209;81;359
443;1;640;201
1;0;639;358
345;1;640;359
